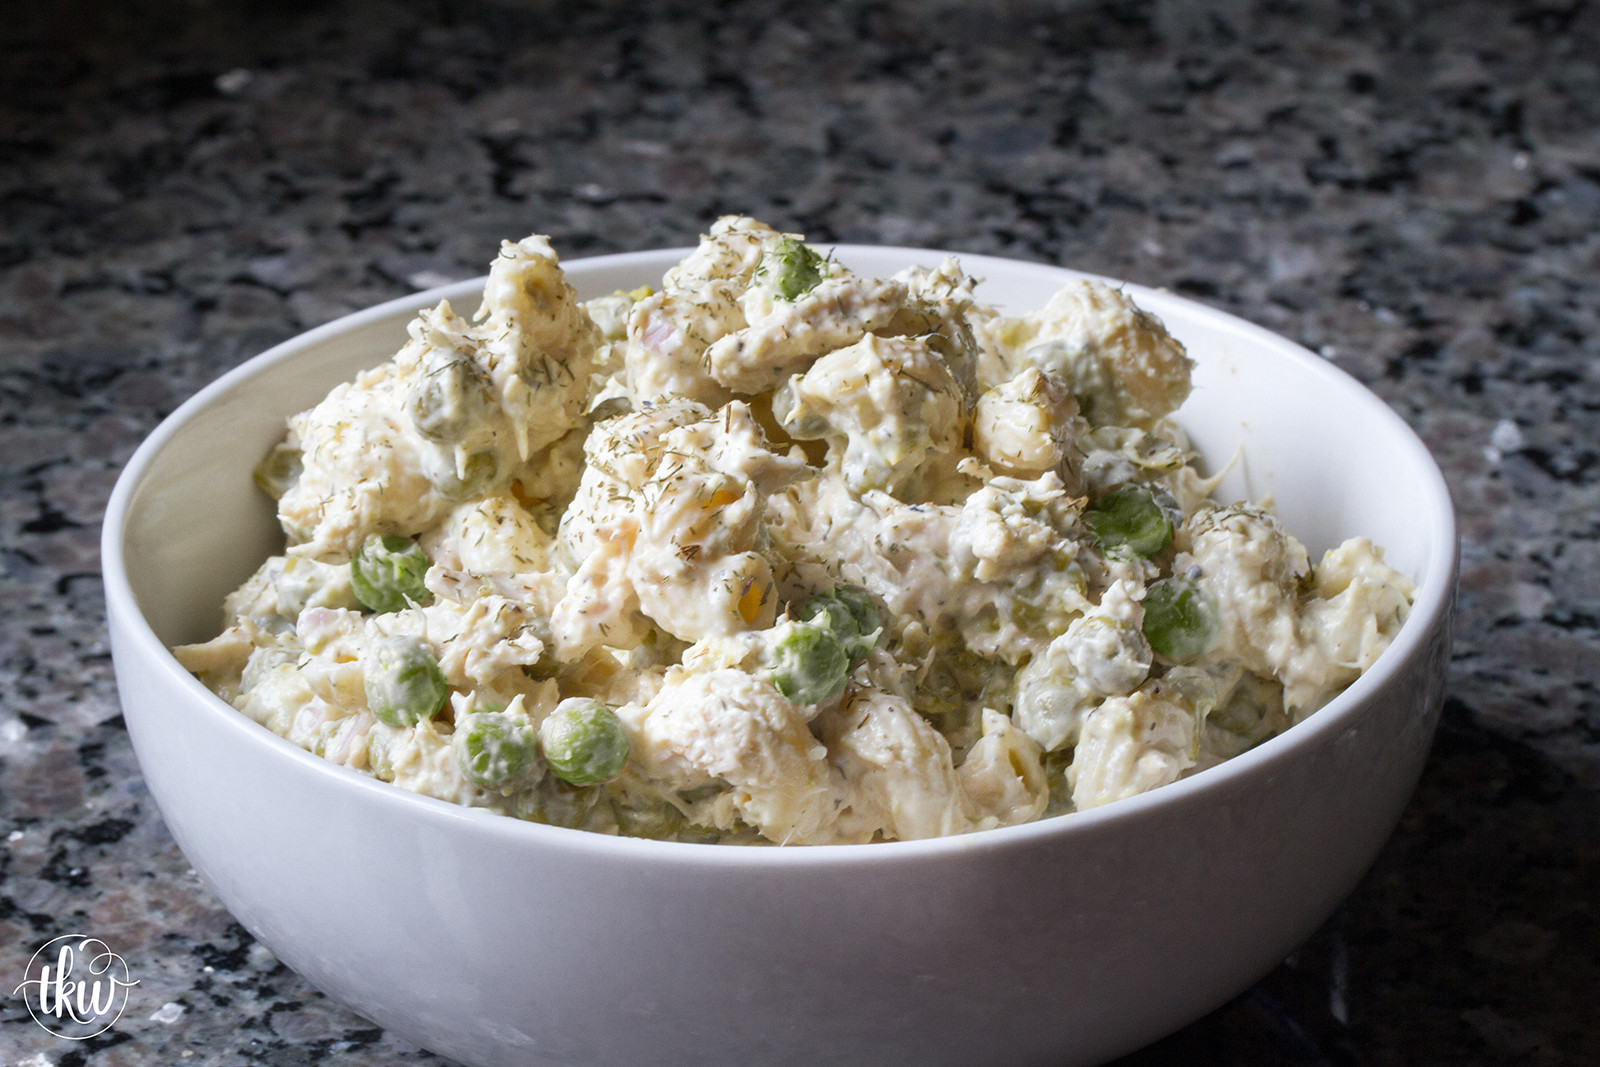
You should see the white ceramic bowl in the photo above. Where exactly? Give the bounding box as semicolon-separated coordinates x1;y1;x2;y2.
103;248;1457;1067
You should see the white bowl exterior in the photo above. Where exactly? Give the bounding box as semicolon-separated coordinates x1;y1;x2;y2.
104;248;1457;1067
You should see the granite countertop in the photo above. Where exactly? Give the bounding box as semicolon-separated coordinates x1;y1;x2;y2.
2;0;1596;1063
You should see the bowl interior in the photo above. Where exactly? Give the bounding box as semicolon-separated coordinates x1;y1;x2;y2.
116;245;1452;674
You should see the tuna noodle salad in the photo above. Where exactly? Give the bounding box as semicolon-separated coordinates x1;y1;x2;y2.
174;216;1414;845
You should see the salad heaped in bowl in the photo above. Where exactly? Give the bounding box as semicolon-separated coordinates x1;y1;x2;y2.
174;216;1413;845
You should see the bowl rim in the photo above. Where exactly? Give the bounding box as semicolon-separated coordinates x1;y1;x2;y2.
102;244;1459;867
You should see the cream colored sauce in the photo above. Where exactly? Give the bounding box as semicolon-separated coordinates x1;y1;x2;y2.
174;216;1414;843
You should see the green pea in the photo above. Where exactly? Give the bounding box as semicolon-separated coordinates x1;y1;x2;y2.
521;653;561;683
1086;485;1173;558
1143;577;1221;662
770;621;849;705
766;236;827;302
363;634;450;727
798;585;883;663
454;709;541;788
408;359;486;443
539;698;629;786
435;449;500;501
350;535;433;614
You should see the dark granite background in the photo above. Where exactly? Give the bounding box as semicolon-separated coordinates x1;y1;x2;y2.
2;0;1597;1063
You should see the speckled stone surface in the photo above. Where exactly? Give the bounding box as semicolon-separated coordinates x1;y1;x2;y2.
2;0;1596;1063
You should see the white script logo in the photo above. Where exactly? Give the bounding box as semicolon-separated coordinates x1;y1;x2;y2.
13;934;140;1040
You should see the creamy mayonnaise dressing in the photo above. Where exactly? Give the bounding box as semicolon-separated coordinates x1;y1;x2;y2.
176;217;1413;843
